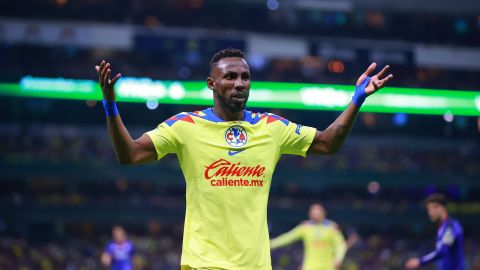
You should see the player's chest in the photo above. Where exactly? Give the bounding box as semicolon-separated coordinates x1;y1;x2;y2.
183;123;275;158
305;227;332;242
111;244;132;258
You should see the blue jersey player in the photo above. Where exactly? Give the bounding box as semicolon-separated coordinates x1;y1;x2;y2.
101;226;135;270
406;193;465;270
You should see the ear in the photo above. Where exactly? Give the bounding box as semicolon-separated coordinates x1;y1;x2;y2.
207;76;215;90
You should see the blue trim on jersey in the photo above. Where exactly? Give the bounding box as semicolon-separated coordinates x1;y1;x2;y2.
164;108;290;126
199;108;228;122
322;219;334;226
266;113;290;126
303;219;334;227
191;108;262;124
164;113;188;126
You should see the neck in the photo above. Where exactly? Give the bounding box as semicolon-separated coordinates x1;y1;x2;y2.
440;212;449;223
212;104;244;121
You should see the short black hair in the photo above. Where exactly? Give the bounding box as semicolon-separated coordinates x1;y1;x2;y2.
210;48;246;66
425;193;448;207
310;202;324;208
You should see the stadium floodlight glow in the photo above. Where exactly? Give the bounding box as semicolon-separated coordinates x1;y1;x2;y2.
0;76;479;116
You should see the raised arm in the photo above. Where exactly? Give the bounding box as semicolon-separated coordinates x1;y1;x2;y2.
270;225;303;250
95;60;157;165
308;63;393;155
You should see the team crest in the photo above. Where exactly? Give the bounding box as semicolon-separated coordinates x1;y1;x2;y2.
225;126;248;148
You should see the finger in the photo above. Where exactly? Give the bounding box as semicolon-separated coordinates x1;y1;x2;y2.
97;60;106;82
375;65;390;79
101;62;110;77
357;63;377;85
96;60;105;71
100;63;110;85
373;74;393;90
111;73;122;85
98;60;106;74
364;62;377;76
380;74;394;85
104;69;111;87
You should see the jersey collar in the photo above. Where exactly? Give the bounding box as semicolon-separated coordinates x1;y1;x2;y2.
205;108;252;123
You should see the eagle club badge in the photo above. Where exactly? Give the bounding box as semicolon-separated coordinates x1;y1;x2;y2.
225;126;248;148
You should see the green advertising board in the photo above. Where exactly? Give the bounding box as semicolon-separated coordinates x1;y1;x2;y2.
0;76;479;116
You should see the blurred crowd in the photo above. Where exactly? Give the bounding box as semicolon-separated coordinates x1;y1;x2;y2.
2;124;478;177
2;0;479;46
0;234;182;270
1;45;479;92
1;233;480;270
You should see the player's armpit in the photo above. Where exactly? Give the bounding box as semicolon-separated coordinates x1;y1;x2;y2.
308;130;338;155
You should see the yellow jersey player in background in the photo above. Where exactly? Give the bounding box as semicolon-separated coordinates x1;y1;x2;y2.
271;203;347;270
94;48;392;270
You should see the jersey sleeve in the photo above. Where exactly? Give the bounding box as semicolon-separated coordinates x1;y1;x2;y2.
419;224;457;266
270;224;305;249
276;117;316;157
146;121;180;160
332;228;347;264
129;241;136;255
104;243;113;254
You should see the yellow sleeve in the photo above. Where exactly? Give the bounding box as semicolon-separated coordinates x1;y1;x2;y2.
146;122;179;160
278;119;317;157
270;225;304;249
332;228;347;264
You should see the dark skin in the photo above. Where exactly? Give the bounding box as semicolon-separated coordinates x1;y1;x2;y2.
308;62;393;154
207;57;393;154
95;61;156;164
94;57;393;164
207;57;251;121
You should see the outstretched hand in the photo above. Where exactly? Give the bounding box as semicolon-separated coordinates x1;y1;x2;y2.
405;258;420;269
356;63;393;95
95;60;122;101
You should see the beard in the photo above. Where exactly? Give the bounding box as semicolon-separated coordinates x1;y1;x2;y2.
215;90;248;112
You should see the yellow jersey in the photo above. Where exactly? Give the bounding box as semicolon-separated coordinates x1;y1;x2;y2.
146;108;316;270
271;220;347;270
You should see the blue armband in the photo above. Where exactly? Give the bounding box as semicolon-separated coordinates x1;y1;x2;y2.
102;100;119;117
352;77;371;107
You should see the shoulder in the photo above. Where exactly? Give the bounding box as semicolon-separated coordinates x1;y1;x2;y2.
105;241;114;249
161;111;197;127
323;219;340;230
244;111;291;126
152;110;211;132
300;220;313;227
321;219;341;233
448;218;463;234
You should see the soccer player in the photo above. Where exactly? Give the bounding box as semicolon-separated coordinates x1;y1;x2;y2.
271;203;347;270
405;193;465;270
101;226;135;270
94;48;393;270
